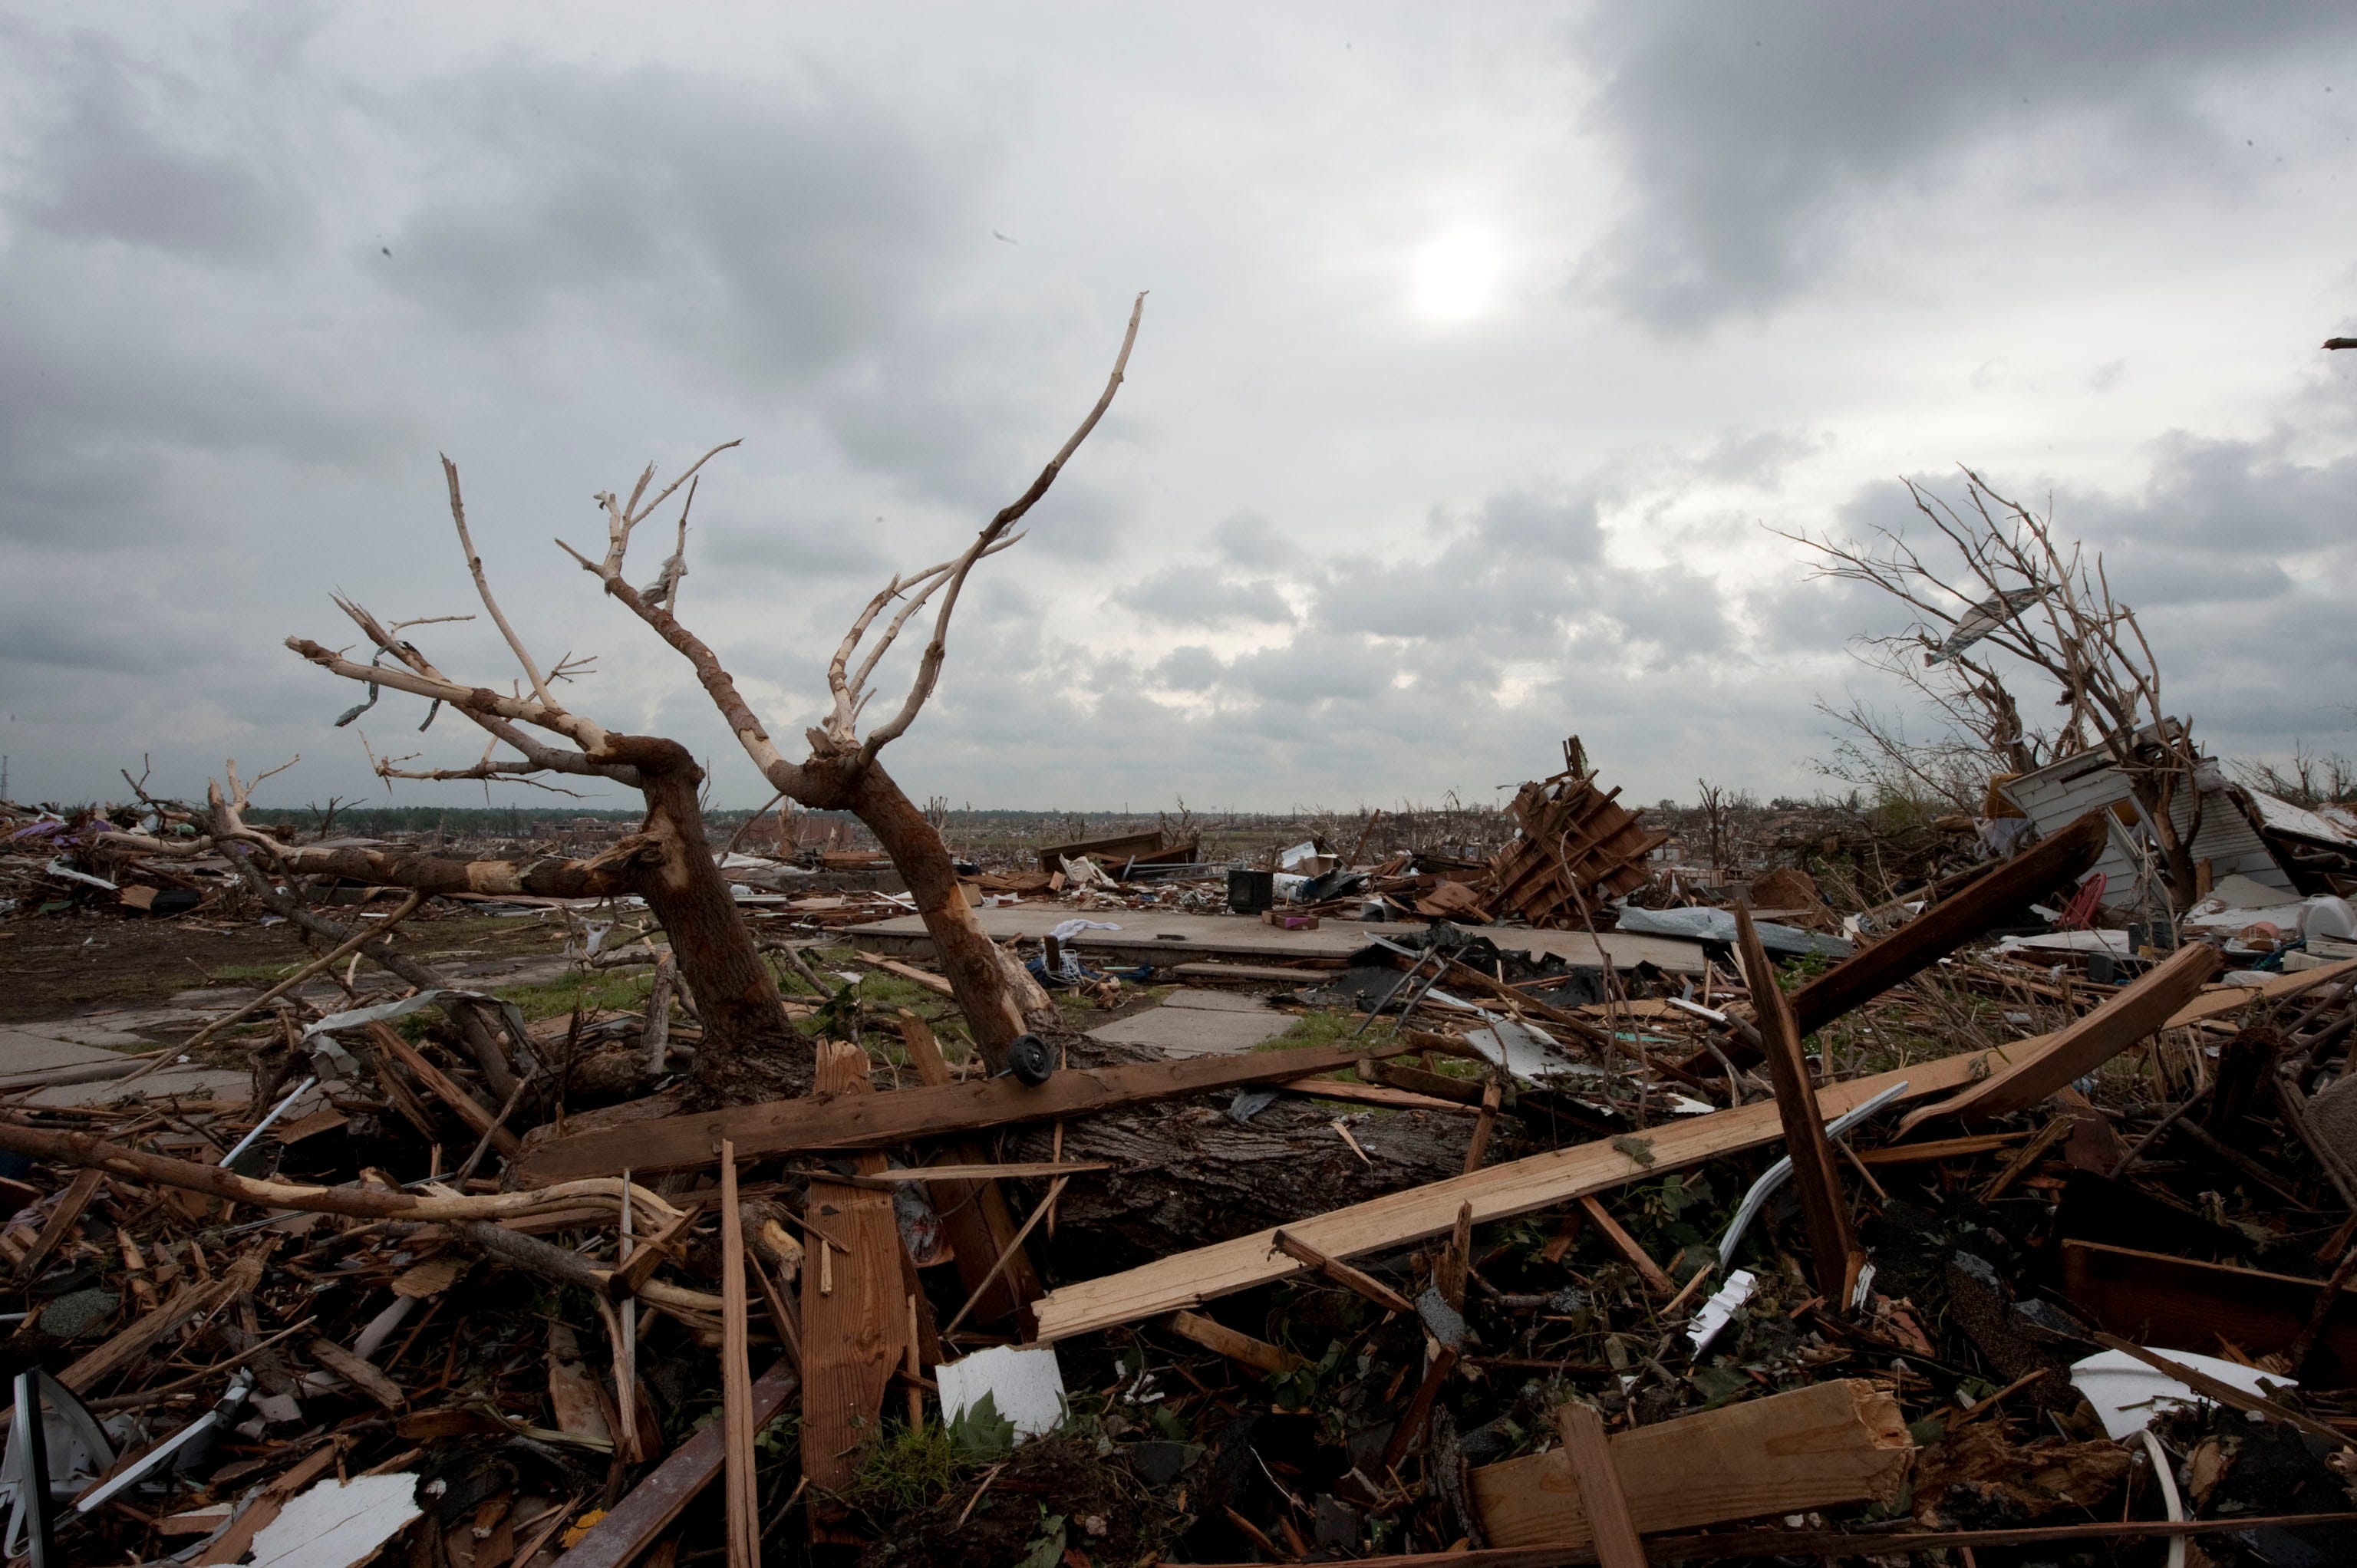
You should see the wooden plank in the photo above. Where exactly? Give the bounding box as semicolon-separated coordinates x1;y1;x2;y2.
516;1036;1431;1184
1272;1078;1478;1115
2061;1239;2357;1385
1171;962;1344;982
1468;1380;1912;1548
1852;1132;2026;1167
1552;1402;1643;1568
1739;904;1858;1300
719;1142;757;1568
1782;811;2111;1042
895;1010;1039;1326
1029;1046;1994;1342
799;1043;910;1502
1165;1309;1305;1375
308;1336;404;1410
1897;940;2221;1132
853;951;956;999
18;1168;103;1283
552;1361;797;1568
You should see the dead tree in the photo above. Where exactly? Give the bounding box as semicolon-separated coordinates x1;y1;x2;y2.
111;296;1146;1096
1785;467;2210;911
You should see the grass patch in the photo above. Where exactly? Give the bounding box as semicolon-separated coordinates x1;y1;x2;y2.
490;967;662;1023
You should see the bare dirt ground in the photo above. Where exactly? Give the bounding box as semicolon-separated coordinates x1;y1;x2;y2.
0;906;572;1025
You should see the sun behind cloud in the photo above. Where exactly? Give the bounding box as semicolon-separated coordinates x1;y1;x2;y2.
1410;227;1501;323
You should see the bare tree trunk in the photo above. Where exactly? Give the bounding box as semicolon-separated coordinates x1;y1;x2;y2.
799;756;1030;1071
600;739;806;1094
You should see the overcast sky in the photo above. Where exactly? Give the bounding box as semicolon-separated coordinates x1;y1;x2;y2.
6;3;2356;816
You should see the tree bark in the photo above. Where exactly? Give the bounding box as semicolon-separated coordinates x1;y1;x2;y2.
796;754;1030;1072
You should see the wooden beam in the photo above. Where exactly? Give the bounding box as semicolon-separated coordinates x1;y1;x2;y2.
1165;1309;1304;1375
719;1142;757;1568
894;1010;1040;1326
1737;904;1858;1301
1028;1046;1996;1342
553;1361;797;1568
516;1036;1432;1184
1551;1402;1643;1568
1576;1196;1675;1299
1897;940;2221;1132
1467;1379;1911;1548
799;1043;910;1507
1780;811;2111;1043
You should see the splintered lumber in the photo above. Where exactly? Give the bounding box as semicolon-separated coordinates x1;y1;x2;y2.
515;1036;1429;1184
1897;940;2221;1132
800;1043;911;1501
1781;811;2110;1041
1485;744;1667;925
1165;1310;1305;1375
1468;1380;1913;1548
369;1023;525;1160
1551;1402;1643;1568
1738;904;1859;1301
63;1254;262;1394
1029;1046;1996;1341
553;1360;798;1568
894;1010;1040;1323
18;1168;104;1283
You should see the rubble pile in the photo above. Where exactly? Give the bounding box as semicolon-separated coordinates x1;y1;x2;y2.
8;738;2357;1566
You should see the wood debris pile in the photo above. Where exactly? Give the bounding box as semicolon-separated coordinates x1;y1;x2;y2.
8;798;2357;1566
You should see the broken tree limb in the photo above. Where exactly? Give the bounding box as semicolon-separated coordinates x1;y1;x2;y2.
1897;940;2222;1132
1028;1046;1996;1342
180;889;430;1052
553;1360;799;1568
1467;1379;1912;1549
514;1036;1433;1184
1737;904;1860;1302
0;1119;684;1228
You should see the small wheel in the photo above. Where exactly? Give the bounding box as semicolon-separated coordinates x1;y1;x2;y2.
1007;1033;1055;1086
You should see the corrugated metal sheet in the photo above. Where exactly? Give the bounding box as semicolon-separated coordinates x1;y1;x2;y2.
2000;753;2291;906
2247;789;2357;849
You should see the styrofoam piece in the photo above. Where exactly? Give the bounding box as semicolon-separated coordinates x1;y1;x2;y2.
936;1344;1066;1440
1687;1269;1757;1354
247;1472;421;1568
2069;1349;2296;1441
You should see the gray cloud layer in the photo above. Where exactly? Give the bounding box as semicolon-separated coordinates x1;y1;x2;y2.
4;5;2355;815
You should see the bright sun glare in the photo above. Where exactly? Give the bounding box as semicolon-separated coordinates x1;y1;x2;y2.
1411;229;1500;323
